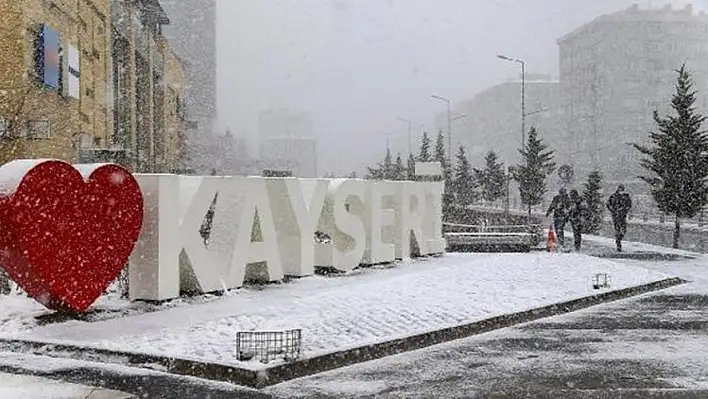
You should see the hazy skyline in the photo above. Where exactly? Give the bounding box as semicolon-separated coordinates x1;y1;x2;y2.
216;0;704;175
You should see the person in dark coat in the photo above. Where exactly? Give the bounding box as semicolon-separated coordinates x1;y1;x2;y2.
546;188;570;247
607;184;632;252
568;189;588;251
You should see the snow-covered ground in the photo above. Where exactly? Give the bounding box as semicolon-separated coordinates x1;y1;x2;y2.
267;243;708;398
0;251;672;370
0;372;133;399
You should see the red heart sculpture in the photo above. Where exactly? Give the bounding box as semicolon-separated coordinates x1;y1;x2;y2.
0;160;143;312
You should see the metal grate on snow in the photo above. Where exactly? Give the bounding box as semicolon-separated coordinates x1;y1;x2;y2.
592;273;610;290
235;329;302;364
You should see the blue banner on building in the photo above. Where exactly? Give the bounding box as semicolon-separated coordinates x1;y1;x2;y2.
37;24;60;90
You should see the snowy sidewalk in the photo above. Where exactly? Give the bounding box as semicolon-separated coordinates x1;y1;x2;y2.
0;372;134;399
10;252;673;367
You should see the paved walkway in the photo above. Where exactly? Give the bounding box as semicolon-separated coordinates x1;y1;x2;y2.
266;238;708;398
0;372;134;399
1;236;704;398
19;252;666;363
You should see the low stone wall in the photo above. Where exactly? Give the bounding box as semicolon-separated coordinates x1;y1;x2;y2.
461;206;708;253
597;220;708;253
447;206;542;227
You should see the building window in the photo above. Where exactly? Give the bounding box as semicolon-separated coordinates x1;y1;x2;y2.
26;120;51;139
648;22;663;34
647;100;662;109
78;133;92;149
644;42;660;53
0;119;7;139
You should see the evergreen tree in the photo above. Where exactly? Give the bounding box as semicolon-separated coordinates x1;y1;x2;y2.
511;126;556;219
418;131;431;162
474;151;506;204
433;130;454;216
582;170;604;234
406;153;416;180
434;129;447;169
366;148;395;180
634;64;708;248
346;171;358;178
365;164;383;180
382;147;393;179
453;145;475;206
393;153;406;180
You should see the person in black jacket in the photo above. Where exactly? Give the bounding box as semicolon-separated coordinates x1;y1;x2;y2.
568;189;588;251
607;185;632;252
546;188;570;247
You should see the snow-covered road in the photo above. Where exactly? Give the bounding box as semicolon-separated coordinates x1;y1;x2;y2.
0;372;134;399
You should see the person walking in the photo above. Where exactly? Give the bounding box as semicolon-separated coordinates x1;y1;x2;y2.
568;189;588;251
546;188;570;247
607;184;632;252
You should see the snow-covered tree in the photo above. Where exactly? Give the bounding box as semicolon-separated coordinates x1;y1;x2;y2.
582;170;604;234
417;131;431;162
406;153;416;180
512;126;556;219
366;148;396;180
634;64;708;248
392;153;406;180
433;130;453;216
434;130;447;169
474;150;506;204
453;145;475;206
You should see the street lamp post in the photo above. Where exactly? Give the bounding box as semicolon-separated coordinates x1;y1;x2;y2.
505;165;511;216
496;54;526;150
431;94;452;164
397;117;413;156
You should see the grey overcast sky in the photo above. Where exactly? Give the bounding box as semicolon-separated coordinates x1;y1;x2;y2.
215;0;701;175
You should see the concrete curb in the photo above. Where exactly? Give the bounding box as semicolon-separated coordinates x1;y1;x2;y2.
0;277;685;389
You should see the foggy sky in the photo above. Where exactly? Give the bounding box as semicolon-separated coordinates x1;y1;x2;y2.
216;0;701;175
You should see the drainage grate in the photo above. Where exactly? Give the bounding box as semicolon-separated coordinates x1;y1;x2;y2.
235;329;302;364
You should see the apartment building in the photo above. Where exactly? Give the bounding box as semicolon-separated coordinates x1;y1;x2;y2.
558;3;708;188
0;0;112;164
0;0;187;171
450;74;562;167
159;0;217;174
260;136;318;178
159;0;216;130
108;0;189;172
258;108;318;177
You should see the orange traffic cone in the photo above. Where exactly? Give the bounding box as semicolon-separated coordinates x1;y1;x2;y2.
546;223;556;252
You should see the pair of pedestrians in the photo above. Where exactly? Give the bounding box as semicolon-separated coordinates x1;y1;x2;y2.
546;188;586;251
546;185;631;252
